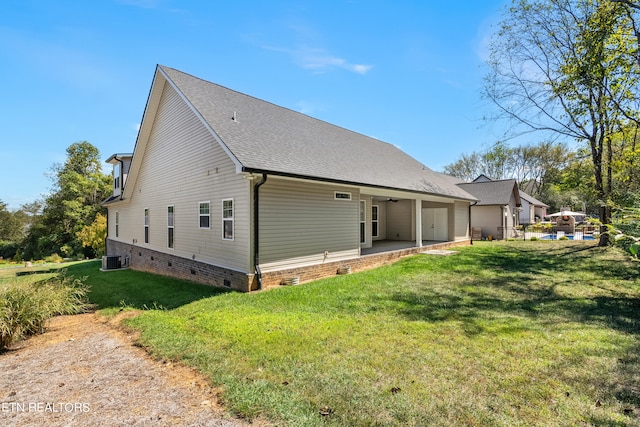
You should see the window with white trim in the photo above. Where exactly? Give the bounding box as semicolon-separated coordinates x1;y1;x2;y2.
167;206;174;249
222;199;234;240
360;200;366;244
199;201;210;229
144;208;150;244
335;191;352;200
372;205;379;238
115;211;119;238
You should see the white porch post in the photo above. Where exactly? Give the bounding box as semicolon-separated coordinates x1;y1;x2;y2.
415;199;423;248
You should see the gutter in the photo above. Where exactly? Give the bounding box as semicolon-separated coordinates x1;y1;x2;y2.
253;173;267;290
241;167;477;203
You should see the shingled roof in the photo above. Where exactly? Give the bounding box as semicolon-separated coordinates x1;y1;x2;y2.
519;191;548;207
157;65;475;201
457;178;521;206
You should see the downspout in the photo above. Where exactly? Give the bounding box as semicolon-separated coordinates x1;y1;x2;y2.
253;173;267;290
469;200;478;245
114;155;125;201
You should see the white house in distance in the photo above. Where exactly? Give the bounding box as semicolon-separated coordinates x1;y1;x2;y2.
456;174;549;240
519;191;548;224
457;176;522;240
103;65;477;291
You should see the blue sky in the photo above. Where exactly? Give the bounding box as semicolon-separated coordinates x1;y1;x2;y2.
1;0;510;210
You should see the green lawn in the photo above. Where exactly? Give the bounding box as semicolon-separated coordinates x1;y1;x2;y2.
0;260;83;280
67;241;640;426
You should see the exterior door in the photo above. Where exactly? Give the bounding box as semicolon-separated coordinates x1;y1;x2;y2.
422;208;448;241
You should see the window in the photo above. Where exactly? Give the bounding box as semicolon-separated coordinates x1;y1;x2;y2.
360;200;366;244
167;206;174;249
335;191;352;200
199;202;210;229
372;205;379;238
222;199;234;240
115;211;119;238
144;208;150;244
113;163;121;190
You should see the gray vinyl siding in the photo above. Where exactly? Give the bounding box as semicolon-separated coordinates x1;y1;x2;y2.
471;206;503;239
454;201;470;241
108;83;250;272
386;199;413;240
259;178;360;265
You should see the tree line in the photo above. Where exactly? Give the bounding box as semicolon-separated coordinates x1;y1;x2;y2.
0;141;111;261
472;0;640;246
443;135;640;218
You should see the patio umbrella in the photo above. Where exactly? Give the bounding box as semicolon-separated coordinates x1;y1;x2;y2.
547;210;585;217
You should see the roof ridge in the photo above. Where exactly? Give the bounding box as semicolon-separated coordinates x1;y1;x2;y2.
153;65;474;200
158;65;413;160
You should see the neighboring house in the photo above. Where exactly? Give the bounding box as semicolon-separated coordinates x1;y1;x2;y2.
457;175;522;240
103;65;476;291
518;191;548;224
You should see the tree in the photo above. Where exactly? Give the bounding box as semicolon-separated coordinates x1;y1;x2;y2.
444;141;516;181
443;140;573;200
21;142;111;260
77;213;106;257
514;142;575;200
443;152;484;182
0;201;24;242
610;124;640;205
484;0;640;245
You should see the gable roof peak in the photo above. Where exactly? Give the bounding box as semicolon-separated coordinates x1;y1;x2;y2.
147;65;477;201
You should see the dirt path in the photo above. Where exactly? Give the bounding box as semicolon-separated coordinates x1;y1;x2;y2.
0;313;257;427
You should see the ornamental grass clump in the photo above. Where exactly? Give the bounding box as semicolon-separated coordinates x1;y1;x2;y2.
0;271;90;349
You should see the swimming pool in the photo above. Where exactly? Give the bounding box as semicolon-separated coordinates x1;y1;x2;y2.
539;235;595;240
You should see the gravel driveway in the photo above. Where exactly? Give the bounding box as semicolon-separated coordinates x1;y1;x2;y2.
0;313;257;427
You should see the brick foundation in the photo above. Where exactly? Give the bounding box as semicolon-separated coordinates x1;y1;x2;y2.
106;239;255;292
106;239;470;292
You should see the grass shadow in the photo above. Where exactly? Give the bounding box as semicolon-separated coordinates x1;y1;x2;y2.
385;243;640;335
65;260;231;311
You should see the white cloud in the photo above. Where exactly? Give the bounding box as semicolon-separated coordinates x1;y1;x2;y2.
352;64;373;75
295;100;326;115
264;44;372;75
474;9;503;63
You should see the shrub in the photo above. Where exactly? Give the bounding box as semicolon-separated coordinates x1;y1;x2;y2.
530;236;538;241
0;241;19;260
45;253;64;263
0;271;90;349
559;236;569;240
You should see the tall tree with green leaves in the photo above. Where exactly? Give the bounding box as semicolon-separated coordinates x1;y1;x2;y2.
21;141;111;259
484;0;640;245
0;201;25;243
77;212;107;257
